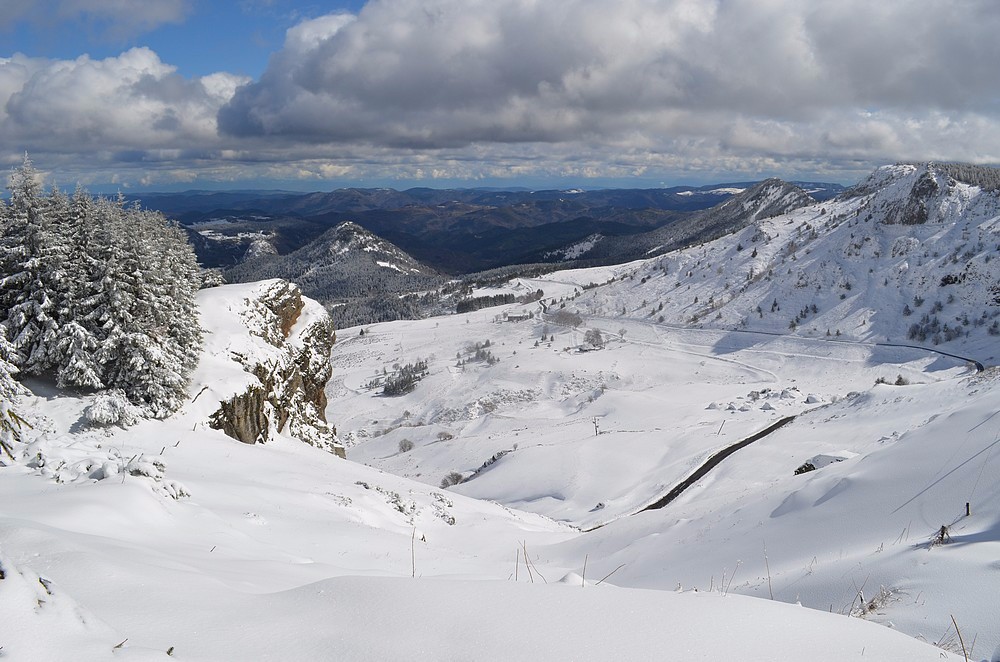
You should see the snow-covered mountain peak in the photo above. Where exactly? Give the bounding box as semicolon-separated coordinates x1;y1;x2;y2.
223;219;444;327
845;162;1000;227
723;177;815;221
329;220;392;252
310;221;433;275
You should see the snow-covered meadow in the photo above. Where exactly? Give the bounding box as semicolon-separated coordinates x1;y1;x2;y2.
0;276;982;660
4;162;1000;660
332;284;996;658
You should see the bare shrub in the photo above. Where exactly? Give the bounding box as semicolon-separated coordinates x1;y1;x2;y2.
440;471;464;488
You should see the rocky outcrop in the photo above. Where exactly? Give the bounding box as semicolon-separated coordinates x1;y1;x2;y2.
845;162;1000;227
210;381;270;446
210;280;344;458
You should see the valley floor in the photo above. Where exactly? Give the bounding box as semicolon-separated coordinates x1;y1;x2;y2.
332;282;999;660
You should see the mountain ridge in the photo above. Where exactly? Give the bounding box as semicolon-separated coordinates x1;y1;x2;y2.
554;178;817;265
544;161;1000;364
225;221;447;328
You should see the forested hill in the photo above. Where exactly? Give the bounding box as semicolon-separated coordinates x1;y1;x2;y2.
225;221;446;329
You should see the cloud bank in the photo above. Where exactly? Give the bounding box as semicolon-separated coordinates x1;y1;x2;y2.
4;0;1000;187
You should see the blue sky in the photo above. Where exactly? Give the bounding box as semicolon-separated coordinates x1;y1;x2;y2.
1;1;999;192
3;2;364;78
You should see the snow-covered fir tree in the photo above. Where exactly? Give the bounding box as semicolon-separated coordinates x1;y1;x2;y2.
0;156;64;374
53;186;103;389
0;157;203;419
93;199;203;416
0;326;26;459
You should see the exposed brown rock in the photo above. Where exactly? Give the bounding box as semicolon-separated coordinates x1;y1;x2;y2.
210;281;344;458
210;384;270;445
266;282;304;340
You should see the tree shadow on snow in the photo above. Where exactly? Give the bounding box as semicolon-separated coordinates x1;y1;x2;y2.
711;329;777;356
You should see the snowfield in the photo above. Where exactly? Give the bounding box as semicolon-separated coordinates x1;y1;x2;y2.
0;279;975;661
4;163;1000;660
331;165;1000;659
332;295;996;658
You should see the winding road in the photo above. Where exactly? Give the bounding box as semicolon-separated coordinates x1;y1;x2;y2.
565;316;985;534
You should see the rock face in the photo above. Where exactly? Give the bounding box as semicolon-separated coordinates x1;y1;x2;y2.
845;162;1000;227
210;280;345;458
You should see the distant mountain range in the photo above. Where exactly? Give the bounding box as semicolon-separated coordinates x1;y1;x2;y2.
162;165;1000;347
135;181;845;274
186;180;839;326
135;181;845;218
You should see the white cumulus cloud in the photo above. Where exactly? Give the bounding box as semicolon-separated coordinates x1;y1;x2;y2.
5;0;1000;187
212;0;1000;179
1;48;246;150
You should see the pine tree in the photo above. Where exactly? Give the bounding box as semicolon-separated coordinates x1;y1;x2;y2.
0;156;65;374
87;200;202;416
0;158;204;419
53;187;103;388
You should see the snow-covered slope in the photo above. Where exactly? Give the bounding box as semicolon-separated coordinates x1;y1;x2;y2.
642;177;818;254
2;279;967;660
564;163;1000;364
563;178;817;264
333;163;1000;658
0;281;571;658
333;308;996;657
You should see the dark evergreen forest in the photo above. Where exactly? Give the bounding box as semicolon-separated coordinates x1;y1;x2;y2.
0;157;203;418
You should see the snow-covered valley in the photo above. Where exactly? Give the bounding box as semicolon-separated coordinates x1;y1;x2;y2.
3;163;1000;660
332;285;997;659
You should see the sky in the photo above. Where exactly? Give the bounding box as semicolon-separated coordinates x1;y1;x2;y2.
2;0;999;192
